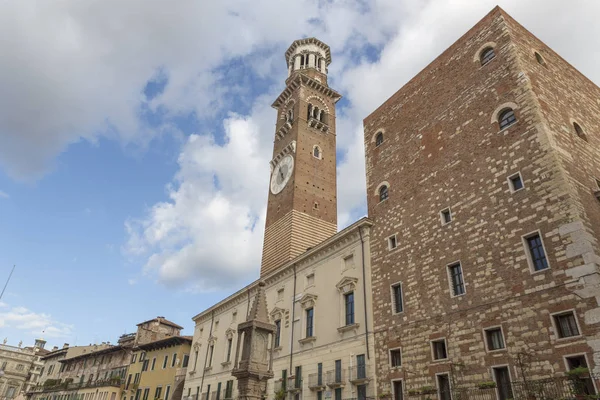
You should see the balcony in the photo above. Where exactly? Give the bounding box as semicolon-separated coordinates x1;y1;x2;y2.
326;370;345;388
307;117;329;133
348;365;370;385
30;378;123;394
286;376;302;393
307;373;325;391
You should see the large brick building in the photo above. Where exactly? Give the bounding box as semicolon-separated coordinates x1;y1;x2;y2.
364;6;600;399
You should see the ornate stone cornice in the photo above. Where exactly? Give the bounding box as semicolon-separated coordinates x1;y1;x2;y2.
272;74;342;109
285;37;331;66
336;277;359;294
270;140;296;170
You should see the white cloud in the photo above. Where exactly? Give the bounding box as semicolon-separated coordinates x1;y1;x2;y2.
0;303;74;338
2;0;599;290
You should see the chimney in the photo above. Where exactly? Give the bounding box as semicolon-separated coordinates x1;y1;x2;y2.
52;346;58;351
63;343;69;349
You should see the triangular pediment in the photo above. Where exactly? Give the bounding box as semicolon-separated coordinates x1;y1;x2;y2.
225;328;236;338
299;293;318;308
336;277;358;293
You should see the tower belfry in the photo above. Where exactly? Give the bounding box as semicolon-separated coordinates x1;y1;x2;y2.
261;38;342;276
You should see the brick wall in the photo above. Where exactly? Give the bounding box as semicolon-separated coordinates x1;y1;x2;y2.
363;6;600;394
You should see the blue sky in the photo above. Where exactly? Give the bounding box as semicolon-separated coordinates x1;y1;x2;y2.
1;0;599;348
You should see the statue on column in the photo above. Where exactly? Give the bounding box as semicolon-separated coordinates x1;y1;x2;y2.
232;281;276;400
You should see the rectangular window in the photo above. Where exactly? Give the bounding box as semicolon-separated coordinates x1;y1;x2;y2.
274;320;281;348
334;360;342;383
140;352;146;362
356;354;366;380
393;380;403;400
485;327;505;351
142;389;149;400
391;283;403;313
226;339;233;363
306;273;315;287
448;262;465;296
357;385;367;400
343;255;355;270
205;385;210;400
525;232;549;271
162;355;168;369
317;363;323;386
431;339;447;360
134;390;141;400
295;366;302;389
154;388;162;400
277;288;284;301
388;235;397;250
131;354;137;364
182;354;189;368
334;388;342;400
508;172;524;192
437;374;451;400
553;311;580;338
306;308;314;337
208;345;214;367
225;381;233;399
134;373;140;384
149;357;155;371
193;351;199;371
171;353;177;367
565;356;595;395
141;360;149;372
345;292;355;325
282;370;287;391
440;208;452;225
390;349;401;368
317;391;322;400
126;375;132;390
493;367;514;400
216;382;221;400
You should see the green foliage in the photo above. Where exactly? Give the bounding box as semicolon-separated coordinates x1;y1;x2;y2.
274;387;286;400
566;367;589;377
420;386;436;394
476;381;497;389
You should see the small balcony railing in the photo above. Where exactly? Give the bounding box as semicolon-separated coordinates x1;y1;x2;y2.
274;380;284;393
348;365;370;385
326;370;345;388
307;373;325;390
287;376;302;392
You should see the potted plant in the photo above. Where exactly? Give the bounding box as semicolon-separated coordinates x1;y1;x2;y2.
476;381;497;389
274;387;286;400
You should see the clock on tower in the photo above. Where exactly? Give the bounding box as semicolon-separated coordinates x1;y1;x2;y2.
260;38;341;277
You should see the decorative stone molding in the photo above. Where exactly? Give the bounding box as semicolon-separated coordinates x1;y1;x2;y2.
275;121;293;141
299;293;318;309
374;181;390;196
298;336;317;345
371;128;385;143
269;141;296;170
272;74;341;109
225;328;235;339
305;95;330;114
491;102;519;124
337;323;360;334
336;277;358;294
269;307;286;323
473;41;497;63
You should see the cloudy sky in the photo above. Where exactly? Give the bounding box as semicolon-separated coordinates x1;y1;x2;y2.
1;0;599;347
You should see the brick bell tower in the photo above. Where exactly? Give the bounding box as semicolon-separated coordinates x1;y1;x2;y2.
260;38;341;276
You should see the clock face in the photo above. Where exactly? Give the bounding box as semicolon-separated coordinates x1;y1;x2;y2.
270;155;294;195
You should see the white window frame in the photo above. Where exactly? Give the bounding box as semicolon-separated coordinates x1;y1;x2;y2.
550;309;582;341
440;208;452;226
430;338;448;362
562;354;598;395
388;234;398;250
390;379;403;400
435;372;452;400
490;364;514;400
390;282;404;315
389;347;402;369
507;172;525;193
522;230;551;274
482;326;506;352
306;273;315;289
446;261;466;298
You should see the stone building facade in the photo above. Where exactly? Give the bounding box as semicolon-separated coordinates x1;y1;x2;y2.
363;6;600;398
0;339;48;399
29;318;184;400
184;218;375;400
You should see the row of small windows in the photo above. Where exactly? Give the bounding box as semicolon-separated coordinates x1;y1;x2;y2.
388;310;581;367
307;104;326;123
479;45;546;67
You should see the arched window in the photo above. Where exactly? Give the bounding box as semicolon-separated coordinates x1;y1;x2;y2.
379;185;389;202
498;108;516;129
480;47;496;66
318;111;325;122
375;132;384;147
573;122;588;142
313;146;321;159
312;107;319;119
307;104;313;120
535;52;546;66
286;109;294;124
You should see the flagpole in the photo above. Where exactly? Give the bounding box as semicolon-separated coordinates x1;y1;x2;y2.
0;265;15;302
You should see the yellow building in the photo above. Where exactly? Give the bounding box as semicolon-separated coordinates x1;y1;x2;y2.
125;337;192;400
